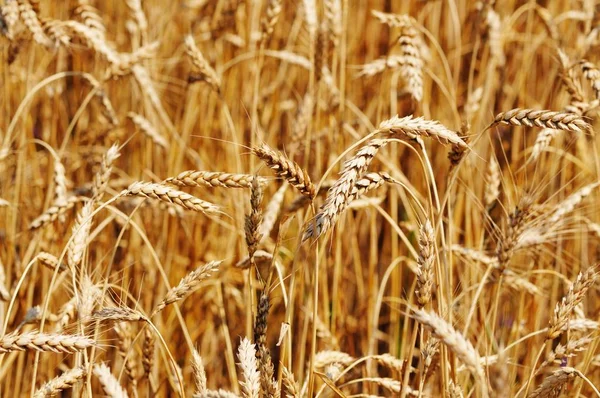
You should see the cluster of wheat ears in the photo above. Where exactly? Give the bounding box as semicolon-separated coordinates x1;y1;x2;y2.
1;0;600;397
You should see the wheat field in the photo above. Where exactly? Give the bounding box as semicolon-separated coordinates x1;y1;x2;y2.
1;0;600;397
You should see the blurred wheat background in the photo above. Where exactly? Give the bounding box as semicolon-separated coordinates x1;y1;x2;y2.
1;0;600;397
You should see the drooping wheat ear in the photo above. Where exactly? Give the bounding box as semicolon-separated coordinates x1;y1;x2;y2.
379;115;468;149
281;365;299;397
260;0;282;43
122;181;223;216
73;3;105;40
547;267;598;340
81;75;119;126
62;21;120;64
237;337;260;398
259;183;287;242
152;260;221;316
416;220;435;307
448;124;470;167
125;0;147;34
41;18;71;47
184;35;221;93
94;363;130;398
166;171;265;189
0;260;10;301
546;182;600;225
502;270;541;296
484;155;501;209
92;307;146;322
142;328;154;378
348;172;397;202
313;350;355;368
371;10;416;28
527;367;578;398
245;178;263;266
450;245;496;266
529;128;561;164
106;41;159;78
0;1;19;40
492;108;591;132
412;309;487;394
127;112;169;150
375;354;404;373
580;60;600;101
34;366;86;398
397;23;423;101
495;197;532;272
304;138;390;240
536;337;591;375
0;331;94;353
29;195;84;230
557;50;584;103
52;157;67;207
192;347;207;395
253;143;315;199
290;93;314;148
67;200;94;269
92;143;120;200
114;322;138;392
356;55;417;78
314;22;330;82
235;250;273;270
17;0;53;48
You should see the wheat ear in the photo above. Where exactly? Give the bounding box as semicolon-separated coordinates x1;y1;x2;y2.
34;366;86;398
492;108;590;132
166;171;265;189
